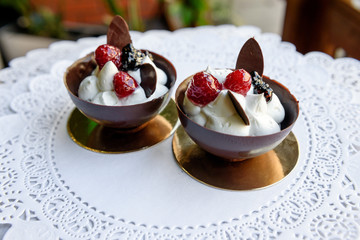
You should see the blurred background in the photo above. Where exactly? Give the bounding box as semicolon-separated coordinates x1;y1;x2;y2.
0;0;359;69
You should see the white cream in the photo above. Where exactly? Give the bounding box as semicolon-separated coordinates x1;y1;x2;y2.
126;55;169;102
78;75;98;101
149;84;169;100
143;56;168;85
205;66;232;84
245;94;281;135
116;87;147;106
92;91;118;106
97;61;117;91
183;68;286;136
127;70;141;85
202;91;250;136
266;93;285;123
78;55;168;106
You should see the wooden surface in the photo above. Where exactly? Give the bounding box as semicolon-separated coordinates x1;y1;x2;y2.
282;0;360;59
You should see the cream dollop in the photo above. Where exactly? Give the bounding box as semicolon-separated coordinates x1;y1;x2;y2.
92;91;118;105
78;75;98;101
97;61;117;91
205;66;232;84
202;91;250;136
245;94;281;135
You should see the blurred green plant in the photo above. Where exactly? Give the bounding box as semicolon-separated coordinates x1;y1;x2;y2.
0;0;67;38
104;0;145;31
210;0;232;25
163;0;231;30
165;0;211;29
0;0;232;37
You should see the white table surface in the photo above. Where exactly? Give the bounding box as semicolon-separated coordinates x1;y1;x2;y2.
0;25;359;240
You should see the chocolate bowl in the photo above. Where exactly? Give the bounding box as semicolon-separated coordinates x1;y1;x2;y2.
64;51;176;129
175;75;299;160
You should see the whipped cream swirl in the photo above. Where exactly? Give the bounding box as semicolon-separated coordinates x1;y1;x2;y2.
78;55;168;106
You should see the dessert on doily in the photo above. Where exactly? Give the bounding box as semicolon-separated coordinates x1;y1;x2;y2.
175;38;299;160
64;16;176;129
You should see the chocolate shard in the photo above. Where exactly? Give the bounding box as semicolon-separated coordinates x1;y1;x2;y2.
228;91;250;126
107;15;132;50
140;63;157;98
235;38;264;76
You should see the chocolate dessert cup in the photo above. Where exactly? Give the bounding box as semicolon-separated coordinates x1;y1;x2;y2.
63;15;178;153
174;38;299;160
175;74;299;160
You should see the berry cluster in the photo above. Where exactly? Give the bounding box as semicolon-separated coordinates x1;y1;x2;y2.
94;43;150;99
251;71;273;102
186;69;251;106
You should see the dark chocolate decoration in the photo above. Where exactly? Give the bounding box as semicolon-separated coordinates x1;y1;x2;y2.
235;38;264;76
228;91;250;126
140;63;157;98
107;15;132;50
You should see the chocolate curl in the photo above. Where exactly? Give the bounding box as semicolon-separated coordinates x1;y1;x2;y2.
235;38;264;76
107;15;132;50
140;63;157;98
228;91;250;126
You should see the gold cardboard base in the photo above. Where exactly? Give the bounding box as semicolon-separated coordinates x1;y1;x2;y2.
67;99;178;153
172;126;299;190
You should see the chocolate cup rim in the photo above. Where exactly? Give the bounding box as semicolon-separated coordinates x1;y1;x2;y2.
175;73;299;139
64;50;177;108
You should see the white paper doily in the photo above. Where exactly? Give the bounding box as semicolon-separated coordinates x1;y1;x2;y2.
0;25;360;240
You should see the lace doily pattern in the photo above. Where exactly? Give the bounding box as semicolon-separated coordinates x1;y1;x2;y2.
0;26;359;239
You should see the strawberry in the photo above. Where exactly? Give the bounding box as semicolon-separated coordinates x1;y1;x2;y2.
95;44;122;70
113;71;138;99
186;71;222;106
223;69;251;96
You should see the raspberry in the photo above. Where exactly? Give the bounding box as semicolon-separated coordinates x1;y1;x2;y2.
186;71;222;106
251;71;273;102
223;69;251;96
113;71;138;99
95;44;122;70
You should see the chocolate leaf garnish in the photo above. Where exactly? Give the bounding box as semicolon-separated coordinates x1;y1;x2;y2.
140;64;157;98
107;15;132;50
228;91;250;126
235;38;264;76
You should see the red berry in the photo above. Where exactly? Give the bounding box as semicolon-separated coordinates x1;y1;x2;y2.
113;71;138;99
223;69;251;96
186;71;222;106
95;44;122;70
